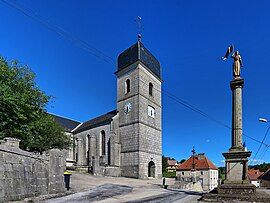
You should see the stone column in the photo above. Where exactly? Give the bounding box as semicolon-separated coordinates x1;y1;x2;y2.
89;135;96;169
230;78;244;150
76;138;84;166
221;77;253;189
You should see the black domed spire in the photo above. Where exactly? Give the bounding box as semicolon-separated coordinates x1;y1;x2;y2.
116;41;162;80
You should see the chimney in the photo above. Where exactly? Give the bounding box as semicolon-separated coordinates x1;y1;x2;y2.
197;153;205;160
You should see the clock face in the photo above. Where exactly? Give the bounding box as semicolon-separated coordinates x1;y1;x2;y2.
124;102;132;114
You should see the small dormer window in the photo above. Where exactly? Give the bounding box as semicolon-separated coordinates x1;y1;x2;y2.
125;79;130;94
149;82;153;96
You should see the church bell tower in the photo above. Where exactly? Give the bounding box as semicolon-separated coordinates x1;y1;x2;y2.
115;41;163;179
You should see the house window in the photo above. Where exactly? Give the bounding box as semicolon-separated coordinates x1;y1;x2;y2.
148;106;155;118
201;171;203;175
149;82;153;96
101;130;106;155
125;79;130;94
182;172;184;175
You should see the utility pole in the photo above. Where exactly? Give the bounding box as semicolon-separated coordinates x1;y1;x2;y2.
191;146;196;184
192;146;196;171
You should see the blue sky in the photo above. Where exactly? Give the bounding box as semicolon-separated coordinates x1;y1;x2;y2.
1;0;270;166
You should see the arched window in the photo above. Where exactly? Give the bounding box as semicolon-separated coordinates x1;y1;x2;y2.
149;82;153;96
125;79;130;94
101;131;106;156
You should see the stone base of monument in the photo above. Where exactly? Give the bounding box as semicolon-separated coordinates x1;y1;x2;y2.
202;184;270;202
217;183;255;195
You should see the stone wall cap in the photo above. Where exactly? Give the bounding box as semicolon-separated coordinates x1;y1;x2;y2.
3;137;21;141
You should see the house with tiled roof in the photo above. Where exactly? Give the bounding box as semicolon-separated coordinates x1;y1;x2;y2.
258;168;270;188
248;169;263;187
176;153;218;191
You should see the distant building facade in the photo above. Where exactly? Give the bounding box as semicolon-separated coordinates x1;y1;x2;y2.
166;159;177;172
248;169;263;187
52;41;163;179
176;153;218;191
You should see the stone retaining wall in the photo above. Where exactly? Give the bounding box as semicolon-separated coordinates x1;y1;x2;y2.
0;137;66;202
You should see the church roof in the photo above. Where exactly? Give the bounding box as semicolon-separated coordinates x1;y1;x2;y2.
73;110;117;134
176;153;218;171
116;41;162;80
50;113;81;132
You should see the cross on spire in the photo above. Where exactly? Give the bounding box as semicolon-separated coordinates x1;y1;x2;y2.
135;16;143;41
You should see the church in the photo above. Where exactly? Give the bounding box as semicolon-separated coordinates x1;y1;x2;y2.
52;40;163;179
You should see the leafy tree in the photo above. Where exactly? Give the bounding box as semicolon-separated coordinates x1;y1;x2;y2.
162;155;168;173
249;162;270;172
0;57;71;153
218;167;225;180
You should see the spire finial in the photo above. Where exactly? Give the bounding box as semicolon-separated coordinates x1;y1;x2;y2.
135;16;143;42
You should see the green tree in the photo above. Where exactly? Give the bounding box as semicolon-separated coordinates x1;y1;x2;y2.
162;155;168;173
249;162;270;172
0;57;71;153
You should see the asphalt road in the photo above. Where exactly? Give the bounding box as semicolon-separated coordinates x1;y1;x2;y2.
41;184;200;203
42;184;133;203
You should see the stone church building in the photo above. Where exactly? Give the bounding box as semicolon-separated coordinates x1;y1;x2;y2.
52;41;163;179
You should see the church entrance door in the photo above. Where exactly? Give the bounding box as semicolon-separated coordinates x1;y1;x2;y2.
148;161;155;178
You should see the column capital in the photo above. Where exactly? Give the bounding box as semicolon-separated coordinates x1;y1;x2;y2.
230;78;244;90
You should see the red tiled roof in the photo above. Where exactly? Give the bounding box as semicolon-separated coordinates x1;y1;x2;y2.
167;159;177;166
248;169;264;180
176;153;217;171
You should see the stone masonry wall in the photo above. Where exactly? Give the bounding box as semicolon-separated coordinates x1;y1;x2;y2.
0;138;66;202
117;62;162;179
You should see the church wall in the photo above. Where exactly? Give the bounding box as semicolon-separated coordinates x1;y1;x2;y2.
120;151;139;178
137;64;162;179
119;123;140;178
139;151;162;179
138;64;162;130
74;123;111;166
119;124;139;152
117;61;162;179
117;62;140;104
138;124;162;155
138;63;162;106
117;65;140;127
